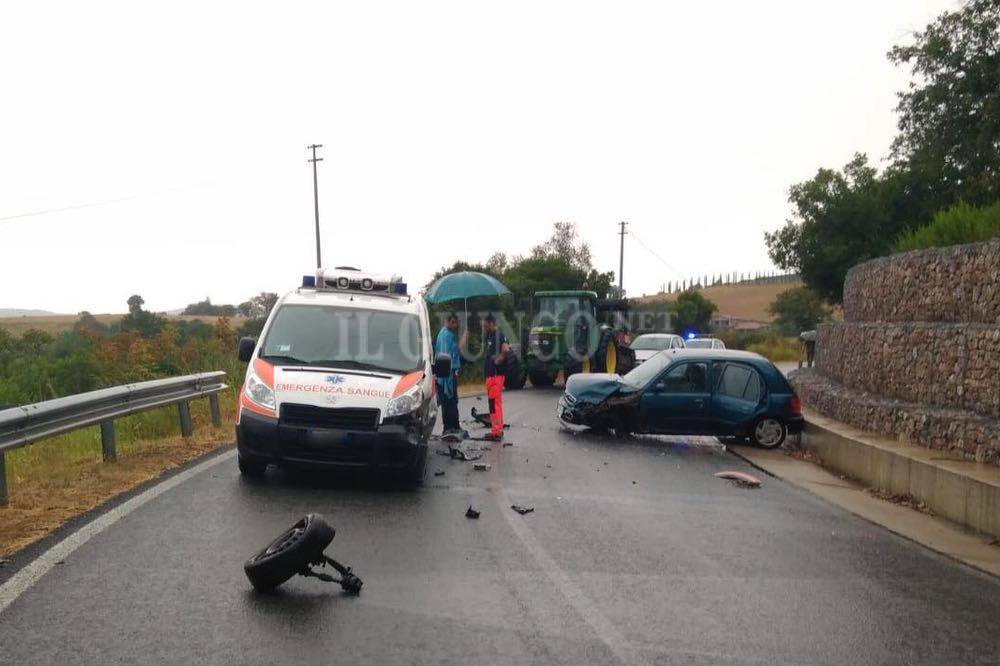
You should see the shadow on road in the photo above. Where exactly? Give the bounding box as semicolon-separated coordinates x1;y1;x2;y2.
238;466;422;494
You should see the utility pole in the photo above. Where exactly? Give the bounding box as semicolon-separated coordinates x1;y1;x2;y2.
618;221;628;295
307;144;324;268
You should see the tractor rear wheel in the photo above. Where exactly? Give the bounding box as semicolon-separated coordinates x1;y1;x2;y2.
529;368;557;387
596;332;619;374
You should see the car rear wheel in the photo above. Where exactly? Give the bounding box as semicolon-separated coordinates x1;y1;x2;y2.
751;417;786;449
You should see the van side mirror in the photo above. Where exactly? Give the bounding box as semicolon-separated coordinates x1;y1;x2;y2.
432;353;452;379
238;337;257;363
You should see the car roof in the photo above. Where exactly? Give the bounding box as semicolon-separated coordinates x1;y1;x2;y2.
634;333;679;339
279;288;424;315
658;348;765;363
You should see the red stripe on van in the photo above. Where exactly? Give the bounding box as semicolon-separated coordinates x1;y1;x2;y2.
393;371;424;397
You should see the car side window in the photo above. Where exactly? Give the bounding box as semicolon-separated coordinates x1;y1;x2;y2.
742;370;762;403
711;361;726;389
659;362;708;393
718;364;753;400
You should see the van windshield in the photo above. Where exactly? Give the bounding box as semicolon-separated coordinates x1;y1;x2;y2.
260;305;423;374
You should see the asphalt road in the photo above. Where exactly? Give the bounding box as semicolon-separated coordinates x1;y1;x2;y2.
2;389;999;664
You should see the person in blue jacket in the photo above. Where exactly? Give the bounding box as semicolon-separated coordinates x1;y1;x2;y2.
435;312;465;437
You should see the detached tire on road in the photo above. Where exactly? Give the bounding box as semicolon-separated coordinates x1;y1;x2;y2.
244;514;335;592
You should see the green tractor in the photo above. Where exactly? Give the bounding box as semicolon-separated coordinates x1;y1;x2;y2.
524;290;635;387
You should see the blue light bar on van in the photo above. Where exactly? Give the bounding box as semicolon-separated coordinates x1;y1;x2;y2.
392;282;408;295
302;275;316;287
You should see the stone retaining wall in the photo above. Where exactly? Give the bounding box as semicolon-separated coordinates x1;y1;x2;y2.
842;238;1000;325
791;369;999;465
804;239;999;465
814;322;1000;419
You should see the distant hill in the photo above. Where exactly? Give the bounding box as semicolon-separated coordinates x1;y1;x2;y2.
0;313;245;337
636;280;805;323
0;308;61;317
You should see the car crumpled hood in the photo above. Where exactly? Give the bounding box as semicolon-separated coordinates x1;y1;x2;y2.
564;373;637;403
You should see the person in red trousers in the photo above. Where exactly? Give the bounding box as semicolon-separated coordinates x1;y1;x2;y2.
482;313;510;442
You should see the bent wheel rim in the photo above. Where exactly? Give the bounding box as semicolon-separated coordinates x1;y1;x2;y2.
755;419;783;446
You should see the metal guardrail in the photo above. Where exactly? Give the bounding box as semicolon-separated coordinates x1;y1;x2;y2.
0;372;228;506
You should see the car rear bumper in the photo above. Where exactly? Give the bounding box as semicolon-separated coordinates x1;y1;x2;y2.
237;409;427;471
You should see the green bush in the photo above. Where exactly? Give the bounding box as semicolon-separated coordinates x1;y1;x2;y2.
716;329;801;363
745;337;801;362
768;287;831;336
893;201;1000;252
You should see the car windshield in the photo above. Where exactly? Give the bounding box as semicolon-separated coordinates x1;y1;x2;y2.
260;304;423;374
631;335;672;351
622;351;671;387
684;338;714;349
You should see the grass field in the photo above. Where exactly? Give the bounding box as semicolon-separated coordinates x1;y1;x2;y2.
0;313;246;336
637;280;804;322
0;390;238;558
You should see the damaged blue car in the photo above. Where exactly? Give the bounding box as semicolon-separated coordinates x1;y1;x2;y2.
557;349;803;448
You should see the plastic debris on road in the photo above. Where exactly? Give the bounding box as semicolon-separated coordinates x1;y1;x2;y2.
437;446;482;462
466;505;480;519
434;470;445;477
474;462;491;471
714;470;762;488
511;505;534;515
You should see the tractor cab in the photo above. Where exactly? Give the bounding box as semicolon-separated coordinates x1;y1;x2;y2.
525;290;634;387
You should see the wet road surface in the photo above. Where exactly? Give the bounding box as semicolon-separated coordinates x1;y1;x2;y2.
1;389;999;664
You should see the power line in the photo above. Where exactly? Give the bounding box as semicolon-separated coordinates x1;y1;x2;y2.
628;229;685;278
0;184;207;226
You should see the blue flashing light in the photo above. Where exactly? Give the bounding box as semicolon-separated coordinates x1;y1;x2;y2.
392;282;408;295
685;331;697;340
302;275;316;287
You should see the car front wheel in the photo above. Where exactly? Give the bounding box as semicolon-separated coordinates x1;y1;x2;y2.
751;417;786;449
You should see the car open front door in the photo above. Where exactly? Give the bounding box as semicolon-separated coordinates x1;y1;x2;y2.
639;361;711;434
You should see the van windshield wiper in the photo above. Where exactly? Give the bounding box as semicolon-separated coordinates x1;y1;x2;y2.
261;354;310;366
304;360;394;373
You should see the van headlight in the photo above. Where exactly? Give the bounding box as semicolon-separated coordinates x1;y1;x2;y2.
245;367;275;409
385;384;423;418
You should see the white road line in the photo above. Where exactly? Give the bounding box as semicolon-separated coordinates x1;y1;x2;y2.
489;484;644;666
0;449;235;615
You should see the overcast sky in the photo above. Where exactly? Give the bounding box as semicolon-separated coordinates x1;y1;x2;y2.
0;0;955;314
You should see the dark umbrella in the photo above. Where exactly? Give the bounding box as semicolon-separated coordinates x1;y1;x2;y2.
424;271;512;312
